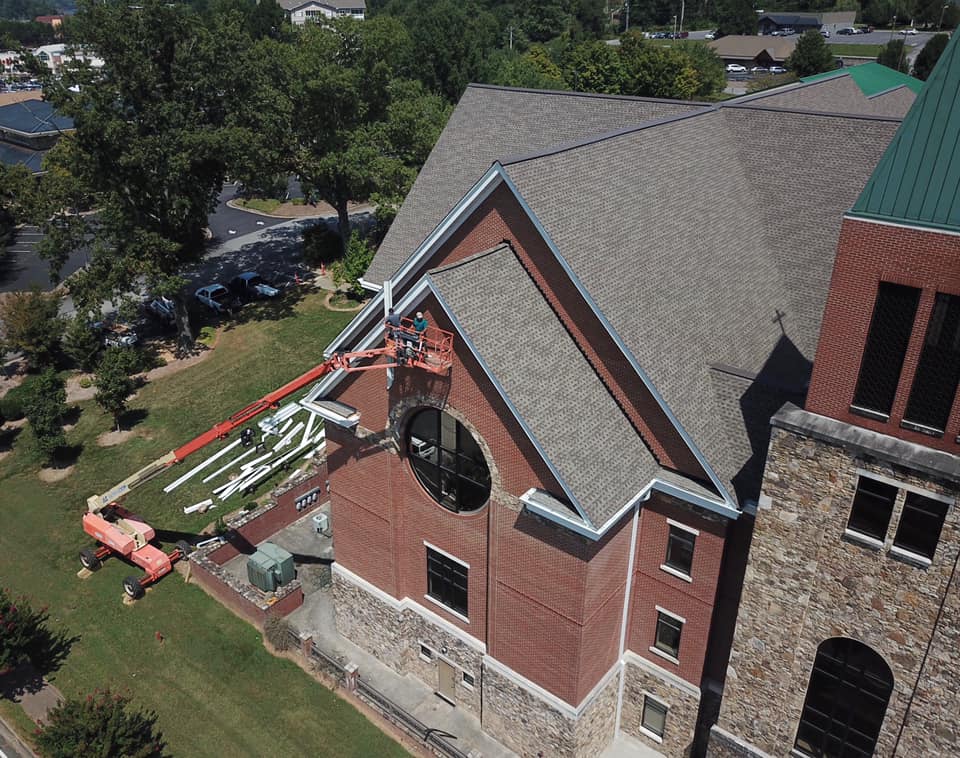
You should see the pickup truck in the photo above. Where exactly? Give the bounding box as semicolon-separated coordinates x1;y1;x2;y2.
229;272;280;301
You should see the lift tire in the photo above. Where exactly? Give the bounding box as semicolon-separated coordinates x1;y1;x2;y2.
122;576;145;600
175;540;193;559
79;548;101;571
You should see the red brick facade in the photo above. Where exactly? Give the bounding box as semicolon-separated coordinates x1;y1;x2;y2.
807;217;960;451
326;189;732;708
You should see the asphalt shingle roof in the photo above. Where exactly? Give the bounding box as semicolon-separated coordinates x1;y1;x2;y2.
0;99;72;136
0;141;44;172
365;85;710;284
801;62;923;97
429;244;662;527
736;71;916;117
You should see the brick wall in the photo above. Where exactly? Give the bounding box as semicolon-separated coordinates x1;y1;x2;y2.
627;493;727;686
190;558;304;625
807;217;960;452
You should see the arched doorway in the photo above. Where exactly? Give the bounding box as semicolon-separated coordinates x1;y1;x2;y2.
794;638;894;757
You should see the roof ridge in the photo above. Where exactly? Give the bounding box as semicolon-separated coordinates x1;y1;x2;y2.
499;106;717;167
729;73;848;104
465;82;711;108
720;101;904;123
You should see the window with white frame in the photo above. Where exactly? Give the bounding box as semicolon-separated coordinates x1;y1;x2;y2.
419;644;433;661
426;546;468;617
462;671;475;688
641;695;668;739
654;610;683;659
664;523;696;577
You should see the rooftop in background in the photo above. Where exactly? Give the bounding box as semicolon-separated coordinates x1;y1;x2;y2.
802;62;923;97
278;0;366;9
0;90;42;107
708;35;796;62
850;31;960;232
0;98;73;137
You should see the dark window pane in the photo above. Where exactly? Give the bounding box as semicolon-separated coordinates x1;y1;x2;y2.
904;292;960;432
654;613;683;658
852;282;921;416
407;408;491;513
427;547;468;617
847;477;897;541
641;697;667;737
795;638;893;758
893;492;948;560
665;526;695;575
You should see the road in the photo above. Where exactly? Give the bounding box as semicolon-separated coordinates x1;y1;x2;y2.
0;715;33;758
684;27;937;49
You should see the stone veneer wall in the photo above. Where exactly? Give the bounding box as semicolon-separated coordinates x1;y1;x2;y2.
332;570;483;716
620;656;700;756
710;421;960;757
481;663;619;757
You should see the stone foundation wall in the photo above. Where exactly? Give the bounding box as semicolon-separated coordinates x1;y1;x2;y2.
332;570;483;716
707;725;771;758
573;669;619;756
712;420;960;756
620;657;700;756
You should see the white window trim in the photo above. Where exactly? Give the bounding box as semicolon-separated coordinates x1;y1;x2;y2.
843;528;884;551
419;643;434;663
666;518;700;536
639;692;669;744
461;671;475;690
423;593;470;624
655;606;686;624
855;469;954;505
659;563;693;583
648;645;680;666
889;544;933;567
424;540;470;569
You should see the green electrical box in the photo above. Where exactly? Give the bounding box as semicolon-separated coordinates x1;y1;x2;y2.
259;543;296;586
246;551;278;592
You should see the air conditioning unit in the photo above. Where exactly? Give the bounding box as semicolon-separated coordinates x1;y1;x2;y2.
312;511;330;535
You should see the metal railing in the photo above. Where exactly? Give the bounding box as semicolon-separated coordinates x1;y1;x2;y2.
287;629;470;758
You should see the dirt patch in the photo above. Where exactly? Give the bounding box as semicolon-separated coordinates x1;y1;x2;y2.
65;375;96;403
97;429;137;447
38;465;74;482
5;418;27;429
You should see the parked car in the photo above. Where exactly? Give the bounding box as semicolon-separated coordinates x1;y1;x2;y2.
900;27;918;34
145;295;176;326
750;66;769;74
195;284;239;314
92;321;139;348
228;272;280;301
769;65;787;74
837;27;856;34
705;30;716;39
780;27;795;35
820;29;830;37
726;63;747;73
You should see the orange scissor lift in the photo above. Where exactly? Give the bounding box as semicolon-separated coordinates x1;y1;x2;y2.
81;319;453;599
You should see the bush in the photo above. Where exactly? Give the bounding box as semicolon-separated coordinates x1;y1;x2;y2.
0;377;37;421
0;588;51;673
264;615;292;651
62;316;102;373
330;232;375;299
0;287;65;370
94;348;134;431
35;689;166;758
78;376;92;388
302;224;342;268
22;368;67;464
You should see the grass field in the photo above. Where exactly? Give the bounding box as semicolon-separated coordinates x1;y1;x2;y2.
0;293;407;757
236;197;282;214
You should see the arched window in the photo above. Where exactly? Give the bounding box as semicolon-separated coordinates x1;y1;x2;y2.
407;408;491;513
794;638;894;758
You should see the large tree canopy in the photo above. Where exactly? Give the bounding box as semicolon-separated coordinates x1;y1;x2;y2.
786;30;837;77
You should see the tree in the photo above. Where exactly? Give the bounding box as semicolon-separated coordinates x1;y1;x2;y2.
288;18;451;251
913;33;949;80
62;315;102;373
715;0;758;36
94;348;134;431
331;232;376;299
0;163;33;246
22;368;67;463
786;30;837;77
35;690;166;758
0;287;64;370
34;0;267;352
674;41;726;98
877;39;910;74
0;588;51;673
562;40;624;93
486;48;568;90
619;34;701;100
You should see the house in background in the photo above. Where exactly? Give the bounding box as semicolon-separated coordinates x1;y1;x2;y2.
710;35;960;758
279;0;365;25
306;76;911;756
757;10;856;35
0;97;73;173
708;35;796;68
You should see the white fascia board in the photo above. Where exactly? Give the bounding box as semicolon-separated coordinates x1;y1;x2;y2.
496;167;737;512
322;166;503;360
843;213;960;238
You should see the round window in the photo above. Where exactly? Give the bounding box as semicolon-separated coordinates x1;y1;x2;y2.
407;408;491;512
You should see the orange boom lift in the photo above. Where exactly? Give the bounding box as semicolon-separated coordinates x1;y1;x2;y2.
80;319;453;599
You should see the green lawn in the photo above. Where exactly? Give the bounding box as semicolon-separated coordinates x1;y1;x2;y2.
0;293;405;757
829;43;885;57
236;197;282;214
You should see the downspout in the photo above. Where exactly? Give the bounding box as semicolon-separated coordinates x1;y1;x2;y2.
615;495;647;736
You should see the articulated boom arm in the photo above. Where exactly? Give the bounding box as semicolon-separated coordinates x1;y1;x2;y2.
87;323;454;514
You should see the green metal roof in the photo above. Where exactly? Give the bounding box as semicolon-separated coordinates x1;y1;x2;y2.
849;35;960;232
801;62;923;97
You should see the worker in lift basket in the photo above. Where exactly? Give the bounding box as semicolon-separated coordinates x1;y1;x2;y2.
413;311;429;354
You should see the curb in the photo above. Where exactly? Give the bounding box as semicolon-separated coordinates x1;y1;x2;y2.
225;199;376;220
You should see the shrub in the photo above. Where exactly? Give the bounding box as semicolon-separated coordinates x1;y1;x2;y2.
264;615;292;651
78;376;92;389
0;376;37;420
94;348;134;431
330;232;375;299
62;316;102;373
0;588;51;673
35;689;166;758
22;368;67;464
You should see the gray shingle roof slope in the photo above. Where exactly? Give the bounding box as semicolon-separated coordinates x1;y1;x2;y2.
0;99;72;135
732;75;915;118
429;244;662;528
0;141;44;172
364;85;710;284
502;105;899;500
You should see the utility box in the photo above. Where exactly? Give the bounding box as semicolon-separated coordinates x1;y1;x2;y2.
246;551;278;592
259;542;295;585
312;511;330;535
